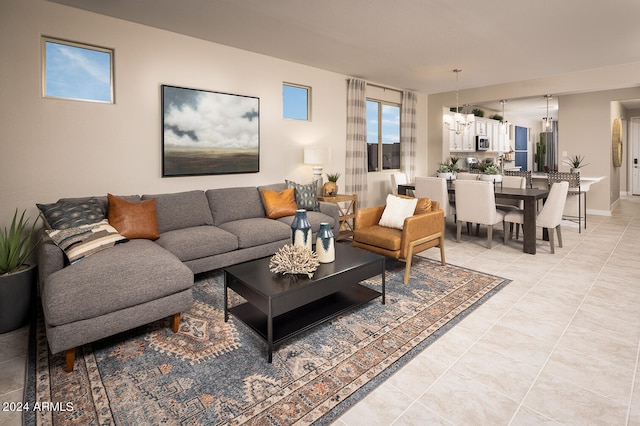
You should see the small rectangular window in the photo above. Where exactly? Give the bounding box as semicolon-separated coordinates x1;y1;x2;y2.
42;37;114;103
283;83;310;120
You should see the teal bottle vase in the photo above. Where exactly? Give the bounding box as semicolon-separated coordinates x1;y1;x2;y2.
291;209;312;250
316;222;335;263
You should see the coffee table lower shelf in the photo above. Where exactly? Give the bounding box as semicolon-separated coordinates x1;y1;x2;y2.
228;283;381;362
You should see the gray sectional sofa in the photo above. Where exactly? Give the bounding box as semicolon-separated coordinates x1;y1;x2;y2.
37;183;339;371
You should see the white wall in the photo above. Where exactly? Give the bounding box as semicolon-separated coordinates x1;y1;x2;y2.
0;0;429;228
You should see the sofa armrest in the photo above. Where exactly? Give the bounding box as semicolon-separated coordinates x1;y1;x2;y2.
38;232;65;292
355;206;386;230
317;201;340;235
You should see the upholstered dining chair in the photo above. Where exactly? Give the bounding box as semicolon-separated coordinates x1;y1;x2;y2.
504;181;569;254
504;170;533;188
454;180;505;248
496;175;526;237
547;171;584;232
414;176;455;220
352;194;445;284
391;172;411;196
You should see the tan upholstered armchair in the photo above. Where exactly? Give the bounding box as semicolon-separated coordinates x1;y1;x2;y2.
352;197;445;284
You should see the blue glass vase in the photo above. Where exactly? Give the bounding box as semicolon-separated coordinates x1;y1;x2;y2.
316;222;335;263
291;209;312;250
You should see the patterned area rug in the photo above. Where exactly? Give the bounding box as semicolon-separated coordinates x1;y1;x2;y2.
24;257;510;425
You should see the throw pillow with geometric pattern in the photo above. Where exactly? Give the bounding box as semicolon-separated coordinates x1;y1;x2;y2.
37;197;105;230
285;180;319;211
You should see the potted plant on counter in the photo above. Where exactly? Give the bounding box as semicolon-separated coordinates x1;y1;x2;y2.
436;163;454;180
0;209;39;333
479;164;503;183
564;155;588;173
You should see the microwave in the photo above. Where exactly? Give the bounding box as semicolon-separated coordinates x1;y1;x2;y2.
476;136;490;151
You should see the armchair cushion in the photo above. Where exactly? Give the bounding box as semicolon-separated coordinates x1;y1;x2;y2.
378;194;418;229
353;225;402;251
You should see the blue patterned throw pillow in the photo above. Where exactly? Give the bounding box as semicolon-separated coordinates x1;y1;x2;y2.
285;180;319;211
37;197;105;230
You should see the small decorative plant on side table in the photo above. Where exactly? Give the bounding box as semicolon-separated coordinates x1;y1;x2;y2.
323;172;341;196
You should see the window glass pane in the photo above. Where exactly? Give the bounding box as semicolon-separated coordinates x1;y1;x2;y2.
366;100;380;172
43;38;113;103
381;104;400;170
283;83;310;120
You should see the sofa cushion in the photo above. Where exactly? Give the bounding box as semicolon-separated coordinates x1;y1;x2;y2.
46;219;127;264
261;188;297;219
42;239;193;327
286;180;319;211
37;197;105;230
108;194;160;240
219;218;290;249
206;187;265;226
154;226;238;262
142;190;213;233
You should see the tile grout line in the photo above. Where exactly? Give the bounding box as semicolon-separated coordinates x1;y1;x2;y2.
507;210;634;424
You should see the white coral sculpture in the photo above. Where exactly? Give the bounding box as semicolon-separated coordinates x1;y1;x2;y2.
269;245;320;278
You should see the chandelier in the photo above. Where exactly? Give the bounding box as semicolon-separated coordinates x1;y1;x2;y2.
542;94;553;132
443;69;474;134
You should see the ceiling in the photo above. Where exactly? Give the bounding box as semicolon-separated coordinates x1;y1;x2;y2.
50;0;640;114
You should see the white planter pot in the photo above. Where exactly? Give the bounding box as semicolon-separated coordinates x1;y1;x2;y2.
479;174;502;183
436;172;453;180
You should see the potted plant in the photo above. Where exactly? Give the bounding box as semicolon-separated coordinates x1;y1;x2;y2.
436;163;453;180
479;164;503;183
323;172;341;196
0;209;39;333
449;156;460;172
564;155;588;173
535;136;547;172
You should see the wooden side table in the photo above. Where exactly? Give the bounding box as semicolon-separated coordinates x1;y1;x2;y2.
317;194;357;240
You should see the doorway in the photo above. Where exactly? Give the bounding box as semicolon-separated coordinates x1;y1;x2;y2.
632;117;640;195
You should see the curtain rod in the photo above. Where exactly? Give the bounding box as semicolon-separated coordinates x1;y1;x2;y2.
366;83;403;94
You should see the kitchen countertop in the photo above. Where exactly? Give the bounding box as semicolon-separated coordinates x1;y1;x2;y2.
531;173;605;191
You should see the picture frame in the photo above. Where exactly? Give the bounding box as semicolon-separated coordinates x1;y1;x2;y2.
162;85;260;176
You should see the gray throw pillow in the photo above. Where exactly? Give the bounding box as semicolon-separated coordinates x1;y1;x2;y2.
285;180;319;211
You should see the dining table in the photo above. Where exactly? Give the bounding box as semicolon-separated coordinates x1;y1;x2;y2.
398;182;550;254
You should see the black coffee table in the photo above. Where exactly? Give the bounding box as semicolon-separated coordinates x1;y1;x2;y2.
223;244;385;362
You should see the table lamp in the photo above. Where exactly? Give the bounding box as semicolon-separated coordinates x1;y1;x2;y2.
303;146;330;195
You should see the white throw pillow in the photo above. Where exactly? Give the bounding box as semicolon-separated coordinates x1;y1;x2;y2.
378;194;418;230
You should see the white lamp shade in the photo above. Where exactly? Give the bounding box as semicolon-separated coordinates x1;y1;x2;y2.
304;146;330;165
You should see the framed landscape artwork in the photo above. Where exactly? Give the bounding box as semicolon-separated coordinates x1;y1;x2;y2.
162;85;260;176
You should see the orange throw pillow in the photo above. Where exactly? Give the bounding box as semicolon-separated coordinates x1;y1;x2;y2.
107;194;160;240
261;188;297;219
395;194;432;214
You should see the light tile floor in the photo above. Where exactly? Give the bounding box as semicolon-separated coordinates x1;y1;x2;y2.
1;197;638;425
335;195;640;425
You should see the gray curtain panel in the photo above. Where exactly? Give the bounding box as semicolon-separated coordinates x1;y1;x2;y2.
401;91;417;182
345;78;368;206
